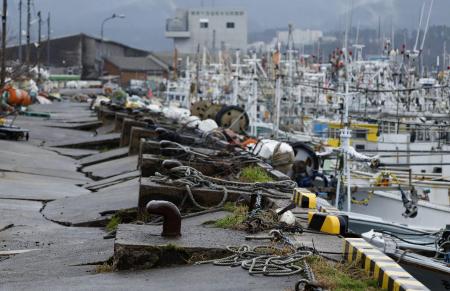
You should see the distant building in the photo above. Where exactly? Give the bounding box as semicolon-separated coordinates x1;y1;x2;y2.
274;29;324;47
165;8;248;54
4;33;169;80
103;56;170;86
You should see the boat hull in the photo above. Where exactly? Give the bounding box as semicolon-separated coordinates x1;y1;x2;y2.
346;190;450;230
394;255;450;291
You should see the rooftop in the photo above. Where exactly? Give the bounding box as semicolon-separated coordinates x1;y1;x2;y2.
105;55;170;72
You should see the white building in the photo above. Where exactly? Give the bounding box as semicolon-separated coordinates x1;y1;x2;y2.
274;29;324;47
165;8;248;54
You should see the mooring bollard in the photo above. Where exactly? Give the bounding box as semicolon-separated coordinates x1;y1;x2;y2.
146;200;181;237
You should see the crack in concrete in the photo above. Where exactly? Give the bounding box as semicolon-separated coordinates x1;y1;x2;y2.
39;201;72;227
0;167;87;184
43;147;94;160
0;197;54;203
0;223;14;232
0;256;10;263
70;256;113;267
35;145;95;183
76;164;96;182
38;201;112;228
86;176;140;192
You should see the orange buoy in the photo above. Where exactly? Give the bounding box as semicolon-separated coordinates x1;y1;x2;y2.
241;138;258;148
1;85;33;106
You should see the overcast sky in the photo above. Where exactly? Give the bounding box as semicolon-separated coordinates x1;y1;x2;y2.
6;0;450;51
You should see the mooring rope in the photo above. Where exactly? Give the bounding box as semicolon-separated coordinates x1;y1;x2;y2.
195;244;322;290
149;165;296;202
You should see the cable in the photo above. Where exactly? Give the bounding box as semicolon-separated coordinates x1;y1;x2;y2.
375;230;436;246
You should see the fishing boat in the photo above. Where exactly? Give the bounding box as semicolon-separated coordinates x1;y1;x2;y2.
361;227;450;290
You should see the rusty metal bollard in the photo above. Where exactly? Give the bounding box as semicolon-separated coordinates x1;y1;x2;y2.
146;200;181;237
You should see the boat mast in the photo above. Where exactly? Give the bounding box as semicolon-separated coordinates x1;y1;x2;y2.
443;41;447;71
287;24;294;123
202;46;207;99
232;50;240;105
419;0;434;77
414;1;425;53
274;42;282;138
246;53;259;136
420;0;434;53
195;44;200;99
335;0;353;212
185;56;191;109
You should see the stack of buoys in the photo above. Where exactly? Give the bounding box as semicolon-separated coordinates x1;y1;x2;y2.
1;85;33;106
249;139;295;175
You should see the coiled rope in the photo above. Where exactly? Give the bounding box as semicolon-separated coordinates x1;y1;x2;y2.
196;245;313;276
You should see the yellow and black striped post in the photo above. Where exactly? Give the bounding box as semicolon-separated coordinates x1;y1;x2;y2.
307;212;348;235
343;238;429;291
292;188;317;209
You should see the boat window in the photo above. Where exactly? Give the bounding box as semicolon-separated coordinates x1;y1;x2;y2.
328;128;337;139
353;129;367;139
417;130;423;141
387;124;392;134
424;130;430;141
355;144;365;150
433;167;442;174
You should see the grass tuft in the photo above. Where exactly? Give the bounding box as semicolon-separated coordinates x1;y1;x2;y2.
223;202;237;213
106;215;122;232
213;205;248;229
239;166;273;183
306;256;382;291
95;262;114;273
164;243;183;251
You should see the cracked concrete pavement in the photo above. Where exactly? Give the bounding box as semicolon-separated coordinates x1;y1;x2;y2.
0;102;312;291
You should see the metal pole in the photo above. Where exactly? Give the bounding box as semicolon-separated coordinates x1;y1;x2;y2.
100;17;110;78
443;41;446;71
287;24;293;122
25;0;30;65
195;43;200;98
37;11;41;82
100;14;123;77
47;12;50;68
336;0;353;212
274;75;281;138
100;19;107;40
232;49;239;105
0;0;7;88
18;0;22;62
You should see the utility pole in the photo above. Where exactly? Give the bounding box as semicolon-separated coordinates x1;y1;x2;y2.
1;0;7;88
25;0;30;65
37;10;41;82
18;0;22;62
47;12;50;68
